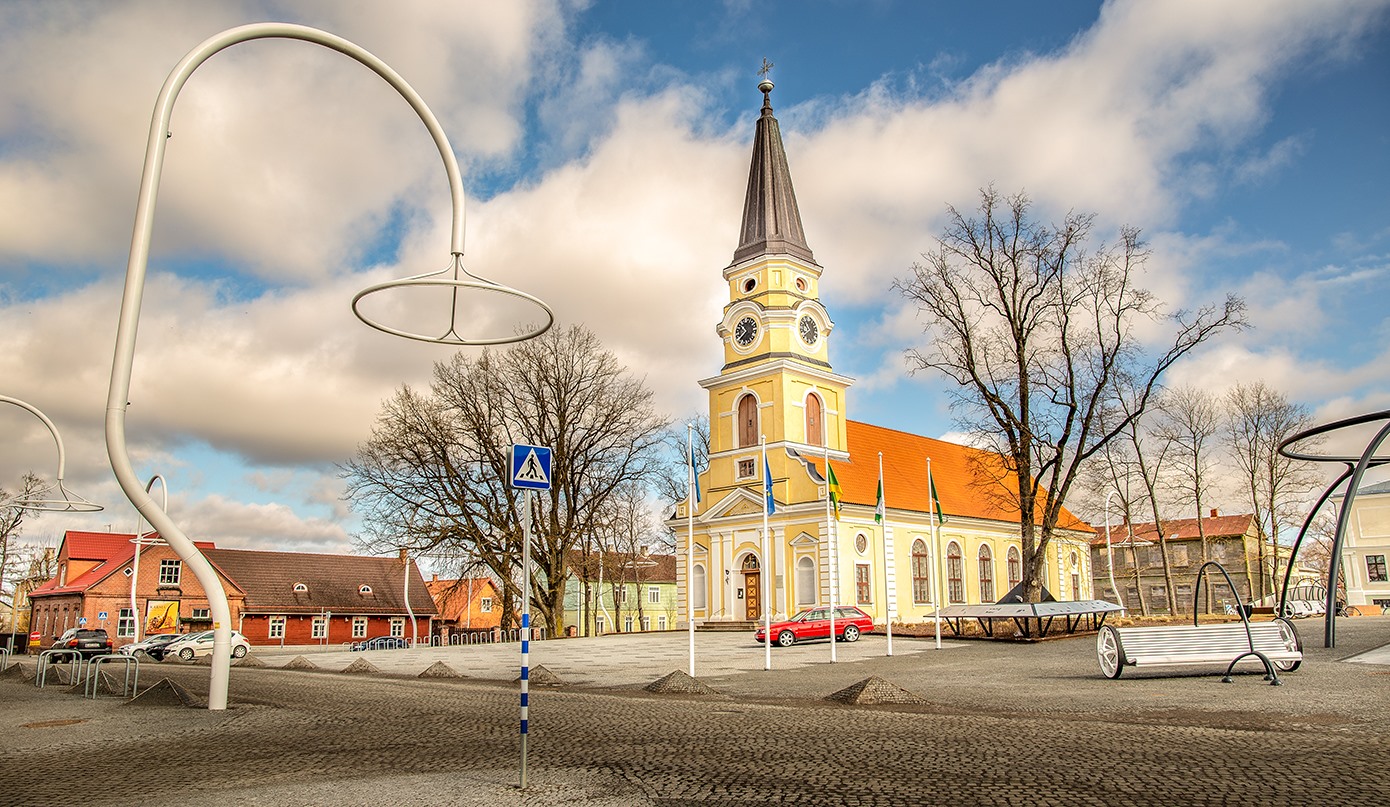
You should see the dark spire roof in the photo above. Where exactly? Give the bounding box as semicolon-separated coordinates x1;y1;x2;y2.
731;79;816;265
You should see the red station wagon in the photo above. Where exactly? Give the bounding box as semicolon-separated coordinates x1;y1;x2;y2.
754;606;875;647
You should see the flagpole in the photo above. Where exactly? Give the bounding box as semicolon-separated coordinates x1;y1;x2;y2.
761;434;772;671
686;423;696;679
824;441;836;664
878;451;892;657
929;457;942;651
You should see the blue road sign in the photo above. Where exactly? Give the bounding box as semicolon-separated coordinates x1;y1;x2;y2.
511;444;552;490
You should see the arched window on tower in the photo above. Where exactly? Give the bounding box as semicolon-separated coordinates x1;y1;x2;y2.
737;394;758;448
805;392;823;446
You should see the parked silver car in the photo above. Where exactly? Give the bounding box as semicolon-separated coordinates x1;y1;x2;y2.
163;630;251;661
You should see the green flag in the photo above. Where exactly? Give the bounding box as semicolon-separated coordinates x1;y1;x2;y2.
874;473;884;524
928;466;945;526
827;463;843;520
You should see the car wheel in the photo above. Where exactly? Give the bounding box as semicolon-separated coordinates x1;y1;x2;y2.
841;625;860;642
777;630;796;648
179;647;195;661
232;645;247;659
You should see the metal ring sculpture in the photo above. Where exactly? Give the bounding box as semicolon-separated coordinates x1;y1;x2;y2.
351;254;554;345
106;23;552;711
1192;561;1284;685
1276;409;1390;648
1;395;103;512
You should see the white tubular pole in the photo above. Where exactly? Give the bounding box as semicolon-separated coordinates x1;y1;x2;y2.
128;474;167;644
686;424;696;678
403;547;417;646
825;441;836;664
105;23;468;712
519;489;532;789
761;435;771;671
930;458;942;650
1104;489;1126;616
880;452;892;657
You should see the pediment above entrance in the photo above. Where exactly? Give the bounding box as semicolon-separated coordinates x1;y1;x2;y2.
702;487;768;522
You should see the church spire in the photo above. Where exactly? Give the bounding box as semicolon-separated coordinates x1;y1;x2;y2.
731;75;816;266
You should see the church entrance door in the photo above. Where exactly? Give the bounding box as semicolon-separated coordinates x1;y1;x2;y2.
744;571;760;620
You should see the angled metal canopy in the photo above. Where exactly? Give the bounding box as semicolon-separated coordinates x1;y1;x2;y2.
1;394;103;513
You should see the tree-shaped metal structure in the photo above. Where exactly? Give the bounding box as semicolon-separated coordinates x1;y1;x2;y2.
1;394;103;513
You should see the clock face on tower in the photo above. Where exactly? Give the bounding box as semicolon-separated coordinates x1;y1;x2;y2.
734;316;760;347
798;315;819;346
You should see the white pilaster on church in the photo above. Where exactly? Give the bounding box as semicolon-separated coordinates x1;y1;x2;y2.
883;524;897;622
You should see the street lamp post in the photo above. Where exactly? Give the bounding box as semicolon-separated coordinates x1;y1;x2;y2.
1103;489;1127;616
106;23;553;711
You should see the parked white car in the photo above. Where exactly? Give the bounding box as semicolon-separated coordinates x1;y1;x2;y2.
163;630;252;661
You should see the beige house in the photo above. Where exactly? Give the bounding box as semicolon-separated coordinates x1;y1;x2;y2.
1333;481;1390;611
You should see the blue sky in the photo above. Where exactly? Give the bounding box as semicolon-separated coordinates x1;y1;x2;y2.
2;0;1388;564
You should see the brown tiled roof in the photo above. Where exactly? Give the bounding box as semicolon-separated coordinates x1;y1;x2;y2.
831;421;1089;531
203;548;437;615
1091;513;1256;546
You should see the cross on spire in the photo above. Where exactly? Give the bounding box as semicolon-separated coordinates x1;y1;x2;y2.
758;57;774;80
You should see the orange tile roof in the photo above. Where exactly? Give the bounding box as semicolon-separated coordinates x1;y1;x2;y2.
829;421;1088;531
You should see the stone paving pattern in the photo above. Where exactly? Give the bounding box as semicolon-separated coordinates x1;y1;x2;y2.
2;618;1387;806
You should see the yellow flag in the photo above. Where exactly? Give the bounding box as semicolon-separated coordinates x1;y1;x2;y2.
827;463;843;520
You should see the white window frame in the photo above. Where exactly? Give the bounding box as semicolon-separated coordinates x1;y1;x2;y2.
648;586;661;604
117;607;136;638
352;616;368;638
191;608;210;620
158;559;181;586
624;615;634;633
658;615;667;630
641;616;651;631
480;597;493;613
389;617;405;638
692;564;707;610
311;616;327;639
269;616;286;639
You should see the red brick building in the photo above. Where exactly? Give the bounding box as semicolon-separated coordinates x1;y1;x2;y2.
27;530;435;649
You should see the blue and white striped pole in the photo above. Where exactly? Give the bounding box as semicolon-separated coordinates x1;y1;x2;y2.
519;488;532;789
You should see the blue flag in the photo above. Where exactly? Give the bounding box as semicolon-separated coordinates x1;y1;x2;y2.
688;440;702;504
763;455;776;515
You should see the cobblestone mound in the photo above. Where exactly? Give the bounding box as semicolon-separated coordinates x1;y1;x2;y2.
826;676;929;705
341;657;380;674
283;656;320;671
126;678;204;708
644;670;721;696
521;664;565;687
0;662;32;683
418;661;465;678
68;670;123;696
234;653;267;668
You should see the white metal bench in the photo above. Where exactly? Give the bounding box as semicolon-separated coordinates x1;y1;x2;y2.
1096;617;1302;684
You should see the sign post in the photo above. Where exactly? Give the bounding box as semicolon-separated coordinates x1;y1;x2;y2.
510;443;551;790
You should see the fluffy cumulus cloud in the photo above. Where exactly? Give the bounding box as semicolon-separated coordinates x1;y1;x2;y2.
4;0;1389;550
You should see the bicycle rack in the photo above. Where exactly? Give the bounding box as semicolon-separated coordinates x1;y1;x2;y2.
86;654;140;699
0;647;11;671
35;649;83;689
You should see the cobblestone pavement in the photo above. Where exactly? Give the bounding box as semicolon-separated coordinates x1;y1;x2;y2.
2;618;1387;806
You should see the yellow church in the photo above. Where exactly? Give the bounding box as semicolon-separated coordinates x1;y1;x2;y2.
670;78;1095;629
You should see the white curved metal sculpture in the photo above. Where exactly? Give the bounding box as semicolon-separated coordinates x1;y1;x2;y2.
1;394;103;513
106;23;553;710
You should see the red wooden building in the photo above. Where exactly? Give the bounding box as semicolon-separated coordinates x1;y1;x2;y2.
27;531;435;648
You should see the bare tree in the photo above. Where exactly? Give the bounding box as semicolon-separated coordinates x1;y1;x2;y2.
1;473;46;625
1078;423;1149;614
894;188;1246;599
1155;385;1224;613
1224;382;1321;599
343;325;672;634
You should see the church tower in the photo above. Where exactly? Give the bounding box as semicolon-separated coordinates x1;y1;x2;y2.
679;76;855;625
701;76;853;502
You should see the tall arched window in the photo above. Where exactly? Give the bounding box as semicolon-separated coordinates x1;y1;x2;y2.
796;556;816;605
946;542;964;603
805;392;824;446
911;539;932;603
737;394;758;448
978;545;995;603
1070;550;1081;600
692;564;707;610
1007;546;1022;589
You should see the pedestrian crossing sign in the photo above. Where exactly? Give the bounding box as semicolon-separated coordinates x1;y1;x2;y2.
510;444;552;490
